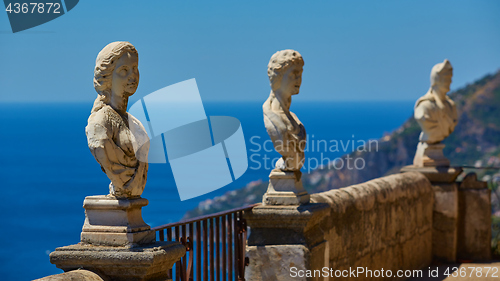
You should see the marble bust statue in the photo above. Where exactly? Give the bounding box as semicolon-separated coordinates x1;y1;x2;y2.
85;41;150;198
413;59;458;167
263;50;306;172
262;50;309;205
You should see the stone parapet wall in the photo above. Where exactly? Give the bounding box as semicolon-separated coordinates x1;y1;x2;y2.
310;172;433;280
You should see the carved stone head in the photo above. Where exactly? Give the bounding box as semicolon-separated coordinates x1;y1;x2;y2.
430;59;453;96
92;42;139;111
267;50;304;97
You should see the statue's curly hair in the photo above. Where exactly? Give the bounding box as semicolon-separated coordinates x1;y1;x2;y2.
267;49;304;86
92;41;138;113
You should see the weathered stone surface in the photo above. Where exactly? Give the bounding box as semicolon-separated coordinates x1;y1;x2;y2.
458;174;491;261
50;241;185;281
432;182;459;263
310;172;434;280
401;164;461;262
246;245;310;281
245;203;329;247
34;269;104;281
245;203;329;281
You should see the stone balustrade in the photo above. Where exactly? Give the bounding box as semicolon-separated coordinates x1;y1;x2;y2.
245;171;491;281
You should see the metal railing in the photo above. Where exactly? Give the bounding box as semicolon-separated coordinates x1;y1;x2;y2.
152;204;258;281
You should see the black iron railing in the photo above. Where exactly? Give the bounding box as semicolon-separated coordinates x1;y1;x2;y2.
152;204;258;281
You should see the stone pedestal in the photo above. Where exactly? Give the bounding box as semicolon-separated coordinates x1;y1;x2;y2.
413;142;450;167
262;170;310;205
457;173;492;261
401;165;463;263
81;195;155;246
49;194;186;280
431;181;459;263
244;203;329;281
50;241;186;281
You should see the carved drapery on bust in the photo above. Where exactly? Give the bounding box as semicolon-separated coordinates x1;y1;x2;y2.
414;59;458;144
263;50;306;172
85;42;149;198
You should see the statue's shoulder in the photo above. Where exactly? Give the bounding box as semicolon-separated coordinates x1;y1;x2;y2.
263;96;278;120
415;92;435;108
88;105;117;127
414;93;439;121
415;93;440;115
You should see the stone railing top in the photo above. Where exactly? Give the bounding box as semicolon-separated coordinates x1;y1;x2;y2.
311;172;432;212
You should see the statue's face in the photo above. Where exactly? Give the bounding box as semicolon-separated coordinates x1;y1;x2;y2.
434;71;452;94
112;51;139;97
279;64;303;96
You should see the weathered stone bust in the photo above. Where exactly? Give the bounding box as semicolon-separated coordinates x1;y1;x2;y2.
263;50;306;172
262;50;309;205
413;59;458;167
415;59;458;144
85;41;150;198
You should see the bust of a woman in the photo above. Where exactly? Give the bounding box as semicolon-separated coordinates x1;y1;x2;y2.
85;42;149;198
263;50;306;172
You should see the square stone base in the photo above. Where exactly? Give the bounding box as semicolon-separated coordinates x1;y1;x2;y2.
245;245;310;281
50;241;186;281
245;204;330;281
81;195;155;246
263;170;310;205
432;182;459;263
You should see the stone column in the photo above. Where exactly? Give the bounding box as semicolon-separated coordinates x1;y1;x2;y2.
401;167;492;263
457;173;492;261
244;203;330;281
401;166;463;263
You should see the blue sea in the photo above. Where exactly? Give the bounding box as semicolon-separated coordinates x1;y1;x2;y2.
0;101;414;280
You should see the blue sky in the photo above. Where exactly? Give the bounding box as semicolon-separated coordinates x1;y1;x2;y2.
0;0;499;102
